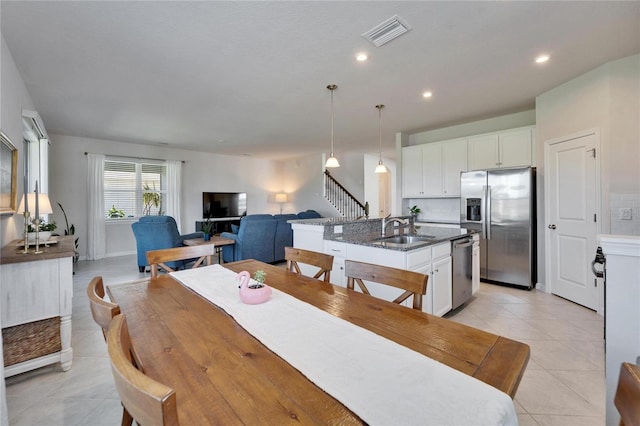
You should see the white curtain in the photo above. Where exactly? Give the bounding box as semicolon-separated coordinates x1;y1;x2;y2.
87;153;106;260
166;160;182;232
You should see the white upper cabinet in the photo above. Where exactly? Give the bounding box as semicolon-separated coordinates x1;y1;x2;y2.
468;126;533;170
402;138;467;198
442;139;468;196
402;145;426;197
422;143;443;197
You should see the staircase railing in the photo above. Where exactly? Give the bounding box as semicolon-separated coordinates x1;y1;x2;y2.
323;170;367;218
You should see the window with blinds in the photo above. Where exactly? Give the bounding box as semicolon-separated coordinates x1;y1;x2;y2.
104;159;166;219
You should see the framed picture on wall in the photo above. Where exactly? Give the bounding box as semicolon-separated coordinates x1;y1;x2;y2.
0;130;18;214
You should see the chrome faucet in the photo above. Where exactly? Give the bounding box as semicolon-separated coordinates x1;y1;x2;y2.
381;215;409;237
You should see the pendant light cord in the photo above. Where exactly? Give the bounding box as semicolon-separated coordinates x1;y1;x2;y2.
328;84;337;156
376;104;384;161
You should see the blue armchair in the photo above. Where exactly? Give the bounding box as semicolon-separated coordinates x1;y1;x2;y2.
220;215;277;263
131;216;203;272
274;214;298;262
220;211;323;264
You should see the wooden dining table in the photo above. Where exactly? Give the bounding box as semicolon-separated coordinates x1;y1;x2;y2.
107;259;529;425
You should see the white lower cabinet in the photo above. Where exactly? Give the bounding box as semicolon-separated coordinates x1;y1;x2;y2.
345;242;452;317
324;240;347;287
431;256;453;317
292;224;454;317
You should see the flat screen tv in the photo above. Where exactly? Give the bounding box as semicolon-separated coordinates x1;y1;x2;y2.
202;192;247;218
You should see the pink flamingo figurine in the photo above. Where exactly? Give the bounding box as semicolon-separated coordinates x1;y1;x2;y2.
237;271;272;304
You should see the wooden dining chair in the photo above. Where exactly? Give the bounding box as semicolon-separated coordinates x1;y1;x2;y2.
107;314;179;426
285;247;334;282
344;260;428;311
87;277;136;425
87;276;121;340
146;244;216;278
615;362;640;425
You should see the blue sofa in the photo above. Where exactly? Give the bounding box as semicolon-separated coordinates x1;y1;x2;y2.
131;216;203;272
220;210;321;263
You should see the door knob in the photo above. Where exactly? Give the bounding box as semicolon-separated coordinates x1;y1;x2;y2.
548;224;556;230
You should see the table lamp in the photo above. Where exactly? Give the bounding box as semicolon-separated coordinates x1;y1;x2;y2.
275;193;288;214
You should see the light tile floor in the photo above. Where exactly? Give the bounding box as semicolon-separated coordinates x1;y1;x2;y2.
5;255;605;425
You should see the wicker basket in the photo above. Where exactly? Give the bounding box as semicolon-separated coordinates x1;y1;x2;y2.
2;317;61;366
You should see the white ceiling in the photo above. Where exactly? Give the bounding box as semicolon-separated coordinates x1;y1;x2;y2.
2;1;639;160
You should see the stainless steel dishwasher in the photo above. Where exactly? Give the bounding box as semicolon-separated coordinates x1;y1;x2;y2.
451;236;474;310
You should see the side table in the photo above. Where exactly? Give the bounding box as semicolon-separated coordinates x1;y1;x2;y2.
183;236;235;264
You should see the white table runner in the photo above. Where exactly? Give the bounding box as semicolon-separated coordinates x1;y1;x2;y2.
171;264;517;426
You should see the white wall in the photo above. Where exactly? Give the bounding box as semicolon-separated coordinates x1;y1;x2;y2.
280;153;342;217
363;153;397;218
408;110;536;146
0;34;38;426
49;134;292;258
536;54;640;289
0;37;35;248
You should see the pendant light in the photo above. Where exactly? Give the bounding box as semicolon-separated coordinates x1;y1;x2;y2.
374;104;388;173
325;84;340;168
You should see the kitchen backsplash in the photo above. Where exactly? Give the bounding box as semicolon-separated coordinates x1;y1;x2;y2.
406;198;460;223
610;193;640;236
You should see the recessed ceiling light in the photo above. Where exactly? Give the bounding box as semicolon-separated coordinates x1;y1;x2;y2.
535;54;550;64
422;91;433;99
356;52;368;62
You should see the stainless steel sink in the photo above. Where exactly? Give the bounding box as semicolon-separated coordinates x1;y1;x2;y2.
370;234;437;248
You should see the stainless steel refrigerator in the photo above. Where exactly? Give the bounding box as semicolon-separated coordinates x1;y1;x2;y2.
460;167;536;289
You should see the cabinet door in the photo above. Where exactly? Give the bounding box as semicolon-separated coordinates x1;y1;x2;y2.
431;256;452;317
499;128;532;168
468;134;499;170
421;143;443;197
331;256;346;287
325;240;347;287
402;145;424;197
415;263;432;315
1;259;61;327
442;139;467;196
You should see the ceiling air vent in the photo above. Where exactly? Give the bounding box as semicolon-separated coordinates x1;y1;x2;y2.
362;15;411;47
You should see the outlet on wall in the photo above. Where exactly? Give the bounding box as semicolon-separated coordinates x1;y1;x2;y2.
620;208;633;220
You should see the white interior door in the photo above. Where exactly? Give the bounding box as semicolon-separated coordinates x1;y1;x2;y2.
546;131;599;310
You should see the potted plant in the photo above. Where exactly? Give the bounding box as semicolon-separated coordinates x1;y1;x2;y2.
201;217;213;241
142;183;162;215
27;219;56;242
253;270;267;287
107;205;125;218
409;205;421;220
58;202;79;263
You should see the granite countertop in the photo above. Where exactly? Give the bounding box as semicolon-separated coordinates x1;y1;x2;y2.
329;226;475;252
290;217;475;251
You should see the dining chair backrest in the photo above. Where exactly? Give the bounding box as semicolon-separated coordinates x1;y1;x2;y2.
615;362;640;426
285;247;334;282
107;314;179;426
344;260;428;311
87;276;121;340
146;244;216;278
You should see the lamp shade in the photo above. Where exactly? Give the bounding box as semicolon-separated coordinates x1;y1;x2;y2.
325;156;340;168
275;193;288;203
18;193;53;215
375;162;389;174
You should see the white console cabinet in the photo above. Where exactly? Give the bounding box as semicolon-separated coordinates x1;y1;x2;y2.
600;235;640;426
0;236;75;377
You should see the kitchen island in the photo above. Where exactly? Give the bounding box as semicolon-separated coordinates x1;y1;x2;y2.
290;217;479;316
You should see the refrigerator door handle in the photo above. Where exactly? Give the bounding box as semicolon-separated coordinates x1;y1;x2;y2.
482;185;488;237
486;186;492;240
